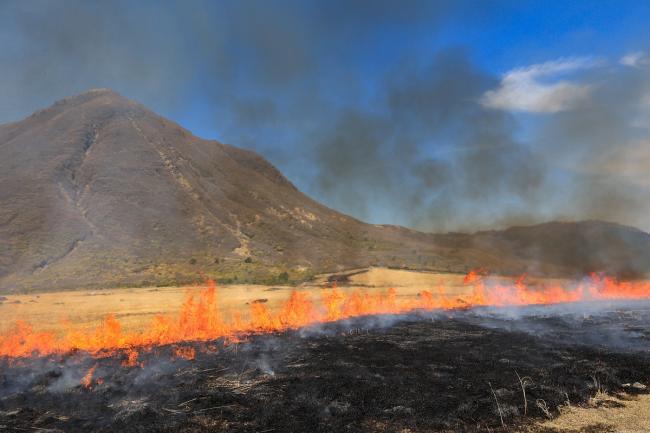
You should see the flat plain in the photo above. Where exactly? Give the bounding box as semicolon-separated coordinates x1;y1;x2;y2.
0;268;479;335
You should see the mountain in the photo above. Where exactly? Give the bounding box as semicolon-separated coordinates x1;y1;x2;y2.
1;90;648;292
435;220;650;279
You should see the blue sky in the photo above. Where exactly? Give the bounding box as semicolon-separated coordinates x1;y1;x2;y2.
1;0;649;232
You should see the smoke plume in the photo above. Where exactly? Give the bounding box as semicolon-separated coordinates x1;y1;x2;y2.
0;1;648;232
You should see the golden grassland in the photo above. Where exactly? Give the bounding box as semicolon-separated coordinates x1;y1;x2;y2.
0;268;478;335
0;267;574;335
1;267;648;431
533;393;650;433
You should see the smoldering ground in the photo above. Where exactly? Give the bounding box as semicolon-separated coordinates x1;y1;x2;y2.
2;301;650;432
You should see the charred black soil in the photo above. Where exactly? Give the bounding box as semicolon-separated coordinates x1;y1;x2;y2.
1;305;650;433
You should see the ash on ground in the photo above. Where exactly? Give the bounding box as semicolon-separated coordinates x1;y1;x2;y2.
1;302;650;433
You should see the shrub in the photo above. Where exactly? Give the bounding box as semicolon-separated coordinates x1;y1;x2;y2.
277;271;289;283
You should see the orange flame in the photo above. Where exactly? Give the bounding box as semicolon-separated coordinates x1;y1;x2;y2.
173;346;196;360
81;364;97;388
1;272;649;360
121;348;141;367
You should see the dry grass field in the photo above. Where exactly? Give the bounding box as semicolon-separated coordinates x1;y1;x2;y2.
0;268;476;335
536;393;650;433
1;267;649;432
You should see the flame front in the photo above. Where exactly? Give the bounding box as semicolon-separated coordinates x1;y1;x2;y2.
1;273;649;360
81;364;98;388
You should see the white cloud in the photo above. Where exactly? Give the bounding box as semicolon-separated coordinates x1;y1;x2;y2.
480;57;598;113
620;51;649;68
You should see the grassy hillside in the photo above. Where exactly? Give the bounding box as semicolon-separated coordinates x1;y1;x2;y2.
1;90;648;293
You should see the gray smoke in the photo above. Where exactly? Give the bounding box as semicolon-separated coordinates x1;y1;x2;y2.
0;1;648;232
310;50;547;231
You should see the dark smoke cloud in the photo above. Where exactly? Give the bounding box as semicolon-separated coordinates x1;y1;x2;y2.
309;50;547;231
532;62;650;231
0;0;648;232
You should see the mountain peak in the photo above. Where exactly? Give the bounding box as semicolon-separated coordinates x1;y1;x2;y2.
19;88;139;126
85;87;117;94
52;88;134;109
2;90;649;291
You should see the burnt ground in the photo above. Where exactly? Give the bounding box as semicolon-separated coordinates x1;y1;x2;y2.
1;302;650;433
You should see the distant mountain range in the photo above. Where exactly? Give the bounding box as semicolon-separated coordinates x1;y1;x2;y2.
1;89;648;291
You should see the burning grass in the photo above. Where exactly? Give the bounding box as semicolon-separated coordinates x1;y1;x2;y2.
0;269;467;335
1;271;649;432
1;271;649;359
1;309;649;432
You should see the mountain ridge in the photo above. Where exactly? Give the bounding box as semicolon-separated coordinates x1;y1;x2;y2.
1;89;648;292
